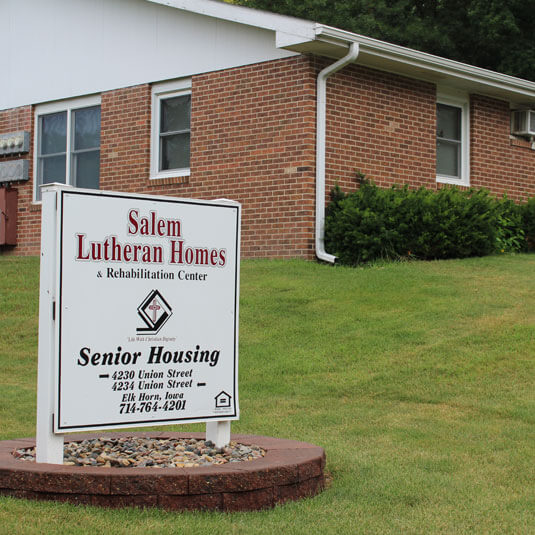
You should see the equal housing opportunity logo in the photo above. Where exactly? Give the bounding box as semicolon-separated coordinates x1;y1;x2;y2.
137;289;172;334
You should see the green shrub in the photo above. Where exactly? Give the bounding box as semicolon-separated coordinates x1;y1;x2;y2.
325;182;500;265
521;196;535;251
402;187;498;259
494;196;525;253
325;184;405;264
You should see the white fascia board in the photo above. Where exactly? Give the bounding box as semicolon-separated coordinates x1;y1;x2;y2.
146;0;315;41
315;25;535;102
276;31;313;48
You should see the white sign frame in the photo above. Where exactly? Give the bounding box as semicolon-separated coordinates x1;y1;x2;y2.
36;184;241;462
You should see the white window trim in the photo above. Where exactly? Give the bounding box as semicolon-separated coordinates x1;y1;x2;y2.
33;94;101;203
436;91;470;187
150;78;192;180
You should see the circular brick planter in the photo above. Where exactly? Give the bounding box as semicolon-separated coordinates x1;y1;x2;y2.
0;432;325;511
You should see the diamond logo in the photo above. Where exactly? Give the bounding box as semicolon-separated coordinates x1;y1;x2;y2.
137;289;172;334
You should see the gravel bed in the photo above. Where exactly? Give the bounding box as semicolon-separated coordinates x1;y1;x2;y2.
13;437;265;468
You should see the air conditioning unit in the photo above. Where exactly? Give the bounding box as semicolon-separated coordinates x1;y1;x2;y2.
511;109;535;137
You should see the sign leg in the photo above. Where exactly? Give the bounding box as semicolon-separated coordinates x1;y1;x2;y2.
36;186;64;464
206;421;231;449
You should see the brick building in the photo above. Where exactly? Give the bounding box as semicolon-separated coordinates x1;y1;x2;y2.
2;0;535;261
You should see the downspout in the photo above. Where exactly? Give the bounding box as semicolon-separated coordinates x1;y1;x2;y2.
316;42;359;263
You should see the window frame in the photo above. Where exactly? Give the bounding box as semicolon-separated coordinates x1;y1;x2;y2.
33;94;101;203
150;79;192;180
436;92;470;187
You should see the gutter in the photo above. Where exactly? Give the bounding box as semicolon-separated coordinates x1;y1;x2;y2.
316;42;359;263
315;25;535;101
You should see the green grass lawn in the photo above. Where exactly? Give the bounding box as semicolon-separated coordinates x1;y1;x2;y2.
1;255;535;534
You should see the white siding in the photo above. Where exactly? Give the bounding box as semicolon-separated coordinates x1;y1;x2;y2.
0;0;296;110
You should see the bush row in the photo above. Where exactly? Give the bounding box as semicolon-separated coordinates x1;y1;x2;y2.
325;181;535;265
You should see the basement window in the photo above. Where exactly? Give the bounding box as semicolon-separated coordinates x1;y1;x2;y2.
436;94;469;186
34;95;101;202
151;79;191;180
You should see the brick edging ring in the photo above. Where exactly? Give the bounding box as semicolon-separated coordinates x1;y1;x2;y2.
0;432;325;511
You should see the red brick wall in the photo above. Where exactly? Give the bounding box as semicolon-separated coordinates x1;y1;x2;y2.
323;62;437;194
1;57;317;258
100;85;152;193
189;56;316;258
0;106;41;255
118;56;317;259
2;56;535;259
470;95;535;201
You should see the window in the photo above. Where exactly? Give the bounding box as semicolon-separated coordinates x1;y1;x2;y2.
34;95;101;201
436;93;469;186
151;79;191;180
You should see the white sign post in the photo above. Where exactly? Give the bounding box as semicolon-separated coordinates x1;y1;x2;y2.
36;185;240;463
36;184;65;463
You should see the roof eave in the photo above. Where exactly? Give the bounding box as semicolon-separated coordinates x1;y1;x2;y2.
302;25;535;105
146;0;316;40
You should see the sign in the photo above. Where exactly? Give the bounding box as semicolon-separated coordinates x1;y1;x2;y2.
53;189;240;432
